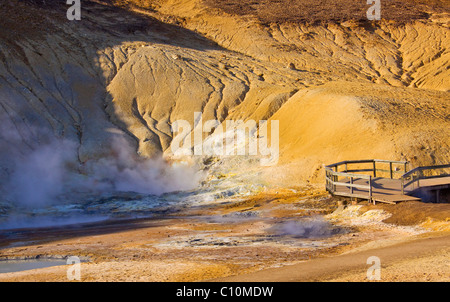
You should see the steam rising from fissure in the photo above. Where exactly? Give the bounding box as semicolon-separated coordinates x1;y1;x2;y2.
0;124;202;210
271;217;348;239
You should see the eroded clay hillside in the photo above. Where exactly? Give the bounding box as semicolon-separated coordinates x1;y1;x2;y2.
0;0;449;189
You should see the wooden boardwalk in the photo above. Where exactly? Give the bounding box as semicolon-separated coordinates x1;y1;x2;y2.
334;177;424;204
325;160;450;204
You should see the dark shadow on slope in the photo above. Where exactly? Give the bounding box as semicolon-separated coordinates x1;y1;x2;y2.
0;0;226;238
0;0;224;157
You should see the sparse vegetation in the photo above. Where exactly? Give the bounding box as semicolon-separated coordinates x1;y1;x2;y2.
203;0;449;24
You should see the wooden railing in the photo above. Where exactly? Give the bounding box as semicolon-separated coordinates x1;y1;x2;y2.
326;160;450;203
325;159;409;203
325;168;373;200
400;164;450;194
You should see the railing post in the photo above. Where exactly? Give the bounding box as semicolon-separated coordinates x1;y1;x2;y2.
390;162;393;179
373;161;377;178
327;171;331;192
328;172;330;192
333;166;338;192
401;176;404;195
369;175;373;204
417;170;421;188
350;176;353;195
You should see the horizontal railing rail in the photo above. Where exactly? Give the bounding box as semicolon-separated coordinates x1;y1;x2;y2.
400;163;450;194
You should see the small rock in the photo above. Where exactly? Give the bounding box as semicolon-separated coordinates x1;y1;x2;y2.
218;62;228;70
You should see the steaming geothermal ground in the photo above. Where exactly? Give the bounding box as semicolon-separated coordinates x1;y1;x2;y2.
0;184;449;282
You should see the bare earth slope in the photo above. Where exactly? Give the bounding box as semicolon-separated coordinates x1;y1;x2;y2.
0;0;449;188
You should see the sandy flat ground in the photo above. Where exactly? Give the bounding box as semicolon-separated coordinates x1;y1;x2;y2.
0;190;449;282
213;232;450;282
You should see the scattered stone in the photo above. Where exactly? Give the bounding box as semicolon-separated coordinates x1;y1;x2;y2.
218;62;228;70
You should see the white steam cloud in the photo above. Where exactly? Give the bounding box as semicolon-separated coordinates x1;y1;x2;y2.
6;139;77;207
272;217;347;239
81;136;201;196
0;127;202;209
